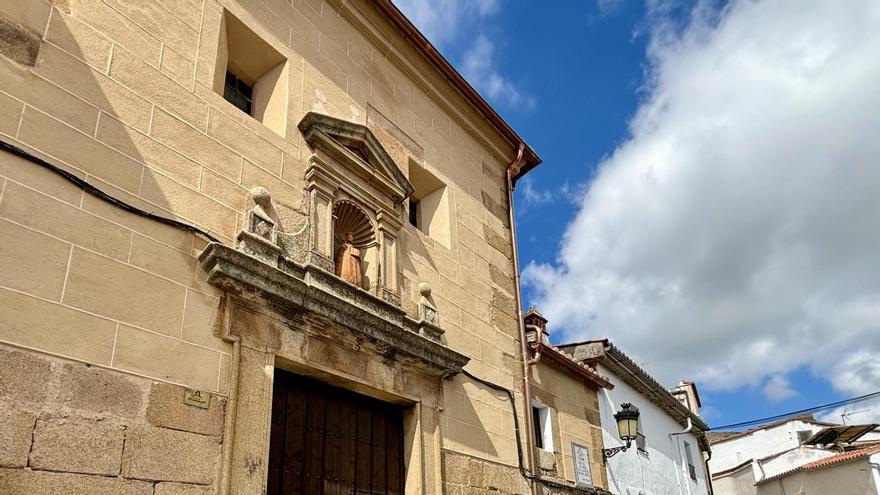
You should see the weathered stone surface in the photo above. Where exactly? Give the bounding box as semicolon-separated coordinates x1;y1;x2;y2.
122;425;219;484
0;402;35;468
146;382;226;436
481;190;509;227
0;345;52;407
154;482;213;495
55;362;148;420
483;224;512;260
0;17;40;66
0;468;152;495
30;416;125;475
489;263;516;296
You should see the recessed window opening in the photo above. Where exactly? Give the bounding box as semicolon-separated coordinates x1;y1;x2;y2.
684;441;697;481
214;10;289;136
796;430;812;444
532;402;554;452
407;161;451;248
636;420;647;452
408;199;420;228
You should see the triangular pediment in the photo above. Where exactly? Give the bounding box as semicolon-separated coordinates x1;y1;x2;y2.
298;112;415;203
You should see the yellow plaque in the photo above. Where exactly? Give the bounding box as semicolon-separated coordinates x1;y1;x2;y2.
184;388;210;409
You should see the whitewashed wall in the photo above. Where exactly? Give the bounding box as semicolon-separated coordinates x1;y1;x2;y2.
757;446;833;479
597;364;710;495
709;420;826;474
755;456;880;495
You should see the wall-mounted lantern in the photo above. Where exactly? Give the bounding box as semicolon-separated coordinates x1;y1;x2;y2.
602;403;640;462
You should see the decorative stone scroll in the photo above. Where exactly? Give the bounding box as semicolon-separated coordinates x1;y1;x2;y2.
235;187;283;267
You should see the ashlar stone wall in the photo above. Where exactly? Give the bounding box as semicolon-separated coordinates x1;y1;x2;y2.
0;0;605;493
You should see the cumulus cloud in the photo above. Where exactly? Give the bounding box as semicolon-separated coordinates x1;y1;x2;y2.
393;0;499;48
394;0;532;108
523;0;880;400
818;351;880;422
763;375;798;403
461;35;536;108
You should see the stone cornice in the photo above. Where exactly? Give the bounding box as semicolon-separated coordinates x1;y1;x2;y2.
199;243;469;376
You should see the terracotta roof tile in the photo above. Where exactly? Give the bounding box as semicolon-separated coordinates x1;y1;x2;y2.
757;444;880;484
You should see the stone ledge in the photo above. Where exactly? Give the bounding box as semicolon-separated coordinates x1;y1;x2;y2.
198;243;469;376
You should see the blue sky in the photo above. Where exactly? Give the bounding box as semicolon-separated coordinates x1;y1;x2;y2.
395;0;880;429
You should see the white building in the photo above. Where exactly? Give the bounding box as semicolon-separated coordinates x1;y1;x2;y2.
709;416;879;495
559;340;712;495
756;444;880;495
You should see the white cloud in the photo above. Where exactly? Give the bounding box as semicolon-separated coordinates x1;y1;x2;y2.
393;0;499;48
763;375;798;403
519;176;555;205
462;35;536;108
394;0;533;108
597;0;624;16
818;351;880;423
523;0;880;399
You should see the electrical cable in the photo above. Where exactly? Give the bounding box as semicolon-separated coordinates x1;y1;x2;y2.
710;389;880;431
0;139;222;243
461;369;611;495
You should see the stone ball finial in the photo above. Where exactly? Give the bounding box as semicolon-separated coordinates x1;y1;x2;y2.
418;282;432;298
250;186;271;208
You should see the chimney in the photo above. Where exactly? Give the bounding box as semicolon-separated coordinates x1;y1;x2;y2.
523;306;549;347
669;380;702;417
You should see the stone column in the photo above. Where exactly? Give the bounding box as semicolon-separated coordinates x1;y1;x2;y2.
376;210;402;305
305;163;336;272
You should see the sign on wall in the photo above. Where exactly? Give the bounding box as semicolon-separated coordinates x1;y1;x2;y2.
571;442;594;488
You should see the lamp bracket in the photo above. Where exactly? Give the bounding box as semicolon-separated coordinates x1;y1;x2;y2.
602;439;633;463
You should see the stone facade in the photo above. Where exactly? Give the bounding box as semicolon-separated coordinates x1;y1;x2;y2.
0;1;607;494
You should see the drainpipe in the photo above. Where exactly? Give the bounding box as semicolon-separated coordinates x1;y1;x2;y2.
525;324;543;365
670;418;694;495
507;143;539;495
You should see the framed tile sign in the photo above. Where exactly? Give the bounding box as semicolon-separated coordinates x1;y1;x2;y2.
571;442;594;488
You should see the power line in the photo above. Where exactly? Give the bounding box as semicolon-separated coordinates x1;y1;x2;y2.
710;389;880;431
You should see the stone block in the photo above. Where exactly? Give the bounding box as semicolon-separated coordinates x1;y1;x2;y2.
103;0;198;61
0;92;21;135
140;168;238;240
0;345;52;407
0;288;116;365
0;181;132;261
96;114;202;187
207;109;283;175
180;289;230;353
150;108;241;181
483;224;512;260
56;361;148;420
33;44;152;134
122;425;219;484
109;48;207;129
63;248;186;335
75;0;162;66
0;468;152;495
0;17;40;66
155;482;213;495
17;106;144;194
146;382;225;436
0;217;71;300
128;233;206;291
113;324;222;391
45;8;113;71
0;0;51;33
30;416;125;475
0;56;99;135
0;402;35;468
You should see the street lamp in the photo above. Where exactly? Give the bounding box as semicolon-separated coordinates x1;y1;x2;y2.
603;403;640;462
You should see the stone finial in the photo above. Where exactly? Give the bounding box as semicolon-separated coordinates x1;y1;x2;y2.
416;282;442;341
236;186;283;266
418;282;431;298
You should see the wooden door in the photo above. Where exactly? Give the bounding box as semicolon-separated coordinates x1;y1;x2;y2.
267;369;405;495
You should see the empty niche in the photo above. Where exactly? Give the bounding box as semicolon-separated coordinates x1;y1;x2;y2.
214;10;289;136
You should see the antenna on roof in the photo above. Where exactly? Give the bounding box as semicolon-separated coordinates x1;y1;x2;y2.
841;409;870;425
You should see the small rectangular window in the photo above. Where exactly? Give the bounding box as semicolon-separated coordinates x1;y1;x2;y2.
223;71;253;115
409;199;420;228
636;421;647;452
532;406;543;449
532;402;554;452
684;441;697;480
